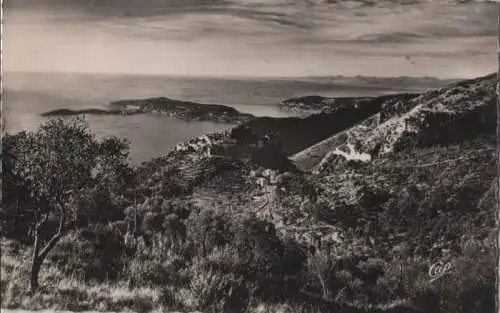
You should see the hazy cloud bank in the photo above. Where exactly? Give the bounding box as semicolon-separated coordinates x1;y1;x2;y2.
4;0;497;77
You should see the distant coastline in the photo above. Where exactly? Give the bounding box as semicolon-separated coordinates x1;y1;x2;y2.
37;74;462;126
41;97;256;124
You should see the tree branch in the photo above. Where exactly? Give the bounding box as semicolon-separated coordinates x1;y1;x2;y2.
38;231;63;262
36;213;49;230
56;202;66;235
32;229;41;259
34;208;40;225
38;203;65;261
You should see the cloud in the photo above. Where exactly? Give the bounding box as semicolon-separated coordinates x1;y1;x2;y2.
4;0;497;78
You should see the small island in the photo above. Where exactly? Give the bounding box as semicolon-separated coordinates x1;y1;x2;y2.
40;108;140;116
41;97;256;124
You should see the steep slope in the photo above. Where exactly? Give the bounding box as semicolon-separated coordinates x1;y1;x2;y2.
314;134;496;255
133;128;296;214
260;73;498;258
235;93;419;157
249;132;496;301
311;73;496;173
290;93;417;171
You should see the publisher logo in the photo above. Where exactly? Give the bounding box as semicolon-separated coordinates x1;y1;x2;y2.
429;261;452;282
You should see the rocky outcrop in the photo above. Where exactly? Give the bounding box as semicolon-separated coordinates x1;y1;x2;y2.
313;73;496;173
286;93;420;171
234;94;406;157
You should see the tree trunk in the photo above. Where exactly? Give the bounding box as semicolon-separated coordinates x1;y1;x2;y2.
30;233;42;293
29;206;65;293
30;258;42;293
29;231;63;293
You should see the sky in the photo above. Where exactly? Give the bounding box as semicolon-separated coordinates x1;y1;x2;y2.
3;0;498;78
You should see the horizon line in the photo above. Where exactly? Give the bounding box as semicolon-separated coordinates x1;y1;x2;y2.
3;69;475;81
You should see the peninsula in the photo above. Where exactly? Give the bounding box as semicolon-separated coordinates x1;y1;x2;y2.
41;97;255;124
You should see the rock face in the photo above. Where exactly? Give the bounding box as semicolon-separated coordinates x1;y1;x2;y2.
309;73;497;173
234;95;397;157
235;92;419;169
289;93;414;171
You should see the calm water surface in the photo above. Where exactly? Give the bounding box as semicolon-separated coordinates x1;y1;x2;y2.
3;72;423;164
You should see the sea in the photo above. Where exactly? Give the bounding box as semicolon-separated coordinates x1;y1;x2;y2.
2;71;439;165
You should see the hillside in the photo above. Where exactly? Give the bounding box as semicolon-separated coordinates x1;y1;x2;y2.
118;72;497;312
289;93;418;171
2;73;497;313
289;73;497;172
278;95;372;115
233;93;420;157
278;94;422;116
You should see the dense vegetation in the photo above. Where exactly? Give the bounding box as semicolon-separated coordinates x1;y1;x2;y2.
1;120;496;313
1;74;497;313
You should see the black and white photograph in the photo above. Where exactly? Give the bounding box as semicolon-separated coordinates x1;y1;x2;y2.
1;0;499;312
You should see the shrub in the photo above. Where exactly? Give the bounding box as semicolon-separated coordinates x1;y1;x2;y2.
49;223;129;281
230;215;286;298
159;286;184;309
280;239;307;296
73;189;125;226
127;258;172;287
124;229;189;287
188;253;249;313
186;209;233;256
